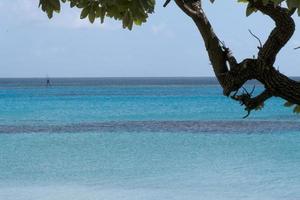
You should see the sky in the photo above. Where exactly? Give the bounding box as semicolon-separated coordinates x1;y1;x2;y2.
0;0;300;78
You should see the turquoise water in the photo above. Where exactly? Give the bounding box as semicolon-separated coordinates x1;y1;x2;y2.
0;78;300;200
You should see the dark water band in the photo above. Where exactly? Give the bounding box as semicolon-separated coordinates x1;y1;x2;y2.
0;120;299;134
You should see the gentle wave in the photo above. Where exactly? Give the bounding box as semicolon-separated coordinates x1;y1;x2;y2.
1;120;300;134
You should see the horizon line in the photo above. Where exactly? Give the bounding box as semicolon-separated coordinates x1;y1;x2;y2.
0;76;218;79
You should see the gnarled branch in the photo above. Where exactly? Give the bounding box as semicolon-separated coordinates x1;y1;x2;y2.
174;0;230;86
174;0;300;117
250;0;295;65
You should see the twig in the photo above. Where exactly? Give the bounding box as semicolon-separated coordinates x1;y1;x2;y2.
248;29;262;49
250;85;255;95
163;0;171;7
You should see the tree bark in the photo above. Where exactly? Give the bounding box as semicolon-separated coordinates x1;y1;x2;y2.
174;0;300;116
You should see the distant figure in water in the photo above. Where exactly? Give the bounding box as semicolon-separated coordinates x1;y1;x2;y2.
46;77;51;87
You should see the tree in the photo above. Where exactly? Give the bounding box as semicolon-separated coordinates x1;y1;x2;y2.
39;0;300;117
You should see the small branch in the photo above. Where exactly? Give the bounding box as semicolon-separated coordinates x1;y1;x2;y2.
294;46;300;50
248;29;262;49
163;0;171;7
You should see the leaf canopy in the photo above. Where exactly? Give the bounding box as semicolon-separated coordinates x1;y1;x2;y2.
39;0;300;30
39;0;155;30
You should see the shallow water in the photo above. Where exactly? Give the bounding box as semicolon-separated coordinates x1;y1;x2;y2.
0;78;299;200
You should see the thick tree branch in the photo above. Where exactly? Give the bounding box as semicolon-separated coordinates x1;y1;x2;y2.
250;0;295;65
174;0;231;87
174;0;198;17
174;0;300;117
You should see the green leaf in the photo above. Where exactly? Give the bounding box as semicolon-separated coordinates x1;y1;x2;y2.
88;8;95;23
48;0;60;11
80;6;90;19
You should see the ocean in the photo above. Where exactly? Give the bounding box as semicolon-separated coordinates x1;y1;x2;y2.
0;78;299;200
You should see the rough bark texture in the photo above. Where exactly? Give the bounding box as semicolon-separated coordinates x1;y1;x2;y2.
174;0;300;116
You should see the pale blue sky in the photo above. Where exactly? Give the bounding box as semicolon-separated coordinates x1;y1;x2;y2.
0;0;300;77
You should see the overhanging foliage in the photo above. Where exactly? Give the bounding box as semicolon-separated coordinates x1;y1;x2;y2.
39;0;155;30
39;0;300;30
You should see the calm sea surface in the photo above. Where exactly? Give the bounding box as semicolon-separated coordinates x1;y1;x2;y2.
0;78;299;200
